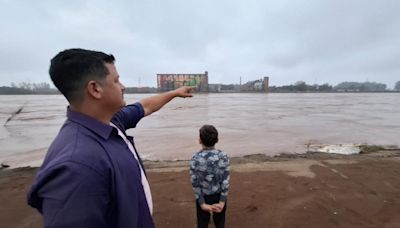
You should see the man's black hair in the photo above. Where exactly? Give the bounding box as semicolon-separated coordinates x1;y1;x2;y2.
49;48;115;103
199;125;219;147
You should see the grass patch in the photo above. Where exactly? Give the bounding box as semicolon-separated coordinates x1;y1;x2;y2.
359;144;385;153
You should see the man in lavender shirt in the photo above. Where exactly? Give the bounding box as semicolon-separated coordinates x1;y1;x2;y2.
27;48;193;228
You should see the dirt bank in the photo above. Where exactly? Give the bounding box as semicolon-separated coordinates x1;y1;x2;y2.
1;150;399;228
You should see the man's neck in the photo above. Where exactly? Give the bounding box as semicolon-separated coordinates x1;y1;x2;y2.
70;103;113;124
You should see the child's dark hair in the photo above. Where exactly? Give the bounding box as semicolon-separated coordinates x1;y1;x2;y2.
199;125;218;147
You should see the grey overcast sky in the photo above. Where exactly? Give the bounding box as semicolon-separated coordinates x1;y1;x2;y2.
0;0;399;88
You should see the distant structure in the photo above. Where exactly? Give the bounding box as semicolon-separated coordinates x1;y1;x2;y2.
263;77;269;93
241;77;269;92
157;71;208;92
208;84;222;92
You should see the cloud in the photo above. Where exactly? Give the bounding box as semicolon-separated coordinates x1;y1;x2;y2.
1;0;399;88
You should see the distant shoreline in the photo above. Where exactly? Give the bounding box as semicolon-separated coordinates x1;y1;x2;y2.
1;91;399;95
1;144;398;170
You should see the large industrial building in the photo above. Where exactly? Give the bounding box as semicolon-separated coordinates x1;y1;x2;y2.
157;71;208;92
156;72;269;93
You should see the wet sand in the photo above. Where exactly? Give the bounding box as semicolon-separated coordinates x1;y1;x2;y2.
1;150;400;228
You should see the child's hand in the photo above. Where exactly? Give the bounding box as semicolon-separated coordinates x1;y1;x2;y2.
212;201;225;213
200;203;217;213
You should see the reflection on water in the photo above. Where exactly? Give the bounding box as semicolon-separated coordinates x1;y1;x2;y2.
0;93;399;162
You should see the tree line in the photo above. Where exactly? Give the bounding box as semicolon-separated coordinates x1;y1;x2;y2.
0;82;59;94
269;81;400;92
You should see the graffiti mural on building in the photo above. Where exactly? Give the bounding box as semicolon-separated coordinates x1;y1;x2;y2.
157;71;208;92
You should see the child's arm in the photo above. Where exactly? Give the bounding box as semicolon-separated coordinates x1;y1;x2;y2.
189;157;205;205
212;152;230;213
219;153;230;203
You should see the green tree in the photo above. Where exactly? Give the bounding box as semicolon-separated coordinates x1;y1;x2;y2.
334;81;387;92
294;81;307;91
395;81;400;91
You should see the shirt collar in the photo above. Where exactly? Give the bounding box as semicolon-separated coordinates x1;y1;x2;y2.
66;107;114;140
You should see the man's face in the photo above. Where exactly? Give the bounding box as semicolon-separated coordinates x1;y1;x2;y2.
99;63;126;112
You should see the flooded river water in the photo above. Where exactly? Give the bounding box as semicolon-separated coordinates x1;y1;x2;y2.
0;93;399;165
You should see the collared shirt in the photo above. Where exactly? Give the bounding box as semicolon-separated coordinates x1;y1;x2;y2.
110;122;153;215
190;149;230;204
28;103;154;228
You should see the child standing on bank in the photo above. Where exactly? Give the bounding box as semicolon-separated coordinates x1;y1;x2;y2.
190;125;230;228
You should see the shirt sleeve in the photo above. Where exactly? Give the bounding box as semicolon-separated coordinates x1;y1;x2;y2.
189;156;205;204
111;102;145;131
219;152;230;202
28;162;109;228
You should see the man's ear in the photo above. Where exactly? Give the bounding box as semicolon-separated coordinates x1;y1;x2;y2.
87;80;102;99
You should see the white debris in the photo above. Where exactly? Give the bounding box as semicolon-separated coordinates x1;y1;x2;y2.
309;144;361;155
